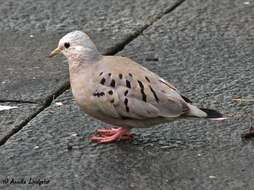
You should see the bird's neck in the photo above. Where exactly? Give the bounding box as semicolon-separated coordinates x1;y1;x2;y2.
68;47;101;63
68;48;101;73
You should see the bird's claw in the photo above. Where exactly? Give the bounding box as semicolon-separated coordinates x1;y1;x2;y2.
91;127;133;143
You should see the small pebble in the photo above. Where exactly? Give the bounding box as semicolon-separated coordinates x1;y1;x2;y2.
55;102;63;106
244;2;250;5
0;105;18;111
30;34;34;38
67;144;73;151
209;175;216;179
34;146;39;149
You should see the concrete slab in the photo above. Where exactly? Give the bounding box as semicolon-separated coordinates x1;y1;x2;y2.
0;102;43;144
0;32;67;103
1;0;254;189
0;32;66;143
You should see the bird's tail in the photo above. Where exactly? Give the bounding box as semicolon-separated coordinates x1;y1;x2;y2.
187;104;225;120
199;108;225;120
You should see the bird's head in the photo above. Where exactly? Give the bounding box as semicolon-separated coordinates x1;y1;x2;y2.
49;30;100;62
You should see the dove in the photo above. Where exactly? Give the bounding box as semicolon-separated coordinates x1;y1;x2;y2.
49;30;224;143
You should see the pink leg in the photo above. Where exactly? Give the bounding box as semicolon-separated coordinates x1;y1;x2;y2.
90;127;133;143
95;128;120;135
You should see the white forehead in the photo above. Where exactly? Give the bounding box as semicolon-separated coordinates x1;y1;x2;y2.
58;30;96;50
60;31;85;42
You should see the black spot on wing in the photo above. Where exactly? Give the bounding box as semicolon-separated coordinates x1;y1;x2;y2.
93;92;105;97
108;90;113;95
100;78;106;85
110;79;116;88
137;80;147;102
149;85;159;103
126;80;131;88
145;76;150;83
119;74;123;79
124;90;128;96
108;73;111;77
181;95;192;103
124;98;130;112
129;73;133;77
99;72;103;76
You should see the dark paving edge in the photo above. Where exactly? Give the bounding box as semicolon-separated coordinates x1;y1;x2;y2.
0;0;186;146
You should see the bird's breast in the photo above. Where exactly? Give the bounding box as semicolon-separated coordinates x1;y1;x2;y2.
69;65;95;112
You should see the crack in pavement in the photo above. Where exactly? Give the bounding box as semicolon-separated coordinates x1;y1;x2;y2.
0;81;70;146
106;0;186;55
0;100;37;104
0;0;186;146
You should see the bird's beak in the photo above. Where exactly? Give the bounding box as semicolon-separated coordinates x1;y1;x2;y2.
48;47;62;58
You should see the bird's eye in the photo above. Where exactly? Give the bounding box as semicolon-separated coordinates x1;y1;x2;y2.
64;42;70;49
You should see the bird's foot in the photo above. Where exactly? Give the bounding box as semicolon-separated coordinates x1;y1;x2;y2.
91;127;133;143
95;127;121;135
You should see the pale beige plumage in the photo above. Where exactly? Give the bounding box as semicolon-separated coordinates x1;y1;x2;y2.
49;31;223;143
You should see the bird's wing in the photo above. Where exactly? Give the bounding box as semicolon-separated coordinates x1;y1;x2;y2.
90;56;189;119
